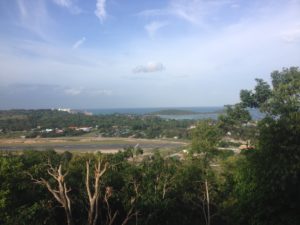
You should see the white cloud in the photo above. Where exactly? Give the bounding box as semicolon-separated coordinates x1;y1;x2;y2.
231;4;240;9
281;27;300;43
5;83;61;94
72;37;86;49
64;87;113;96
17;0;28;17
145;21;168;37
95;0;107;23
89;89;112;96
16;0;55;42
52;0;82;14
2;0;300;108
139;0;237;26
138;9;167;17
133;62;165;73
64;88;83;96
52;0;72;7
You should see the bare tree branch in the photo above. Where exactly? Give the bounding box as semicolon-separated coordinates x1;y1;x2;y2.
86;159;109;225
28;162;73;225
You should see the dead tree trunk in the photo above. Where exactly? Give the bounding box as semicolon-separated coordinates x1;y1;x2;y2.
104;186;118;225
29;163;73;225
86;160;109;225
205;179;210;225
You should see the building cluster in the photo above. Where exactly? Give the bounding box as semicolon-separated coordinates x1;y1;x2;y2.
40;126;93;134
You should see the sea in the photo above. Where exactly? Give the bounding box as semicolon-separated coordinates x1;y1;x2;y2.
82;107;264;121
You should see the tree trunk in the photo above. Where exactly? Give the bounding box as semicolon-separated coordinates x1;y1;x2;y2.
205;179;210;225
65;208;74;225
86;160;109;225
29;163;73;225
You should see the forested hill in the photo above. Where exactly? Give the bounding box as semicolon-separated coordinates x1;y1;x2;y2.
0;109;99;130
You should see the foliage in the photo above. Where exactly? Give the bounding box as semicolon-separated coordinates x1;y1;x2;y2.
218;104;253;139
0;110;193;139
191;120;221;155
240;78;272;109
0;149;229;225
224;67;300;225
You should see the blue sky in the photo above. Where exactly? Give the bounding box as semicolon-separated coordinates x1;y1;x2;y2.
0;0;299;109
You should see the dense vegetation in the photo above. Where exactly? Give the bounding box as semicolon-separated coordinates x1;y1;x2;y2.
149;109;201;115
0;67;299;225
0;148;230;225
0;112;193;139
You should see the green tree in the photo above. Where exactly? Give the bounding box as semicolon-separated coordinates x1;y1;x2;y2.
218;103;252;139
240;78;272;109
191;120;222;225
191;120;221;157
231;67;300;225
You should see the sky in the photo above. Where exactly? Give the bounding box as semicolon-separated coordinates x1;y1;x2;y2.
0;0;300;109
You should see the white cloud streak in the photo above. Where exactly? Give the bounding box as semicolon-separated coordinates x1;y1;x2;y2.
16;0;54;42
139;0;237;26
281;27;300;43
64;87;83;96
64;87;112;96
52;0;72;7
17;0;28;17
133;62;165;73
145;21;168;37
89;89;112;96
52;0;82;14
72;37;86;49
95;0;107;23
